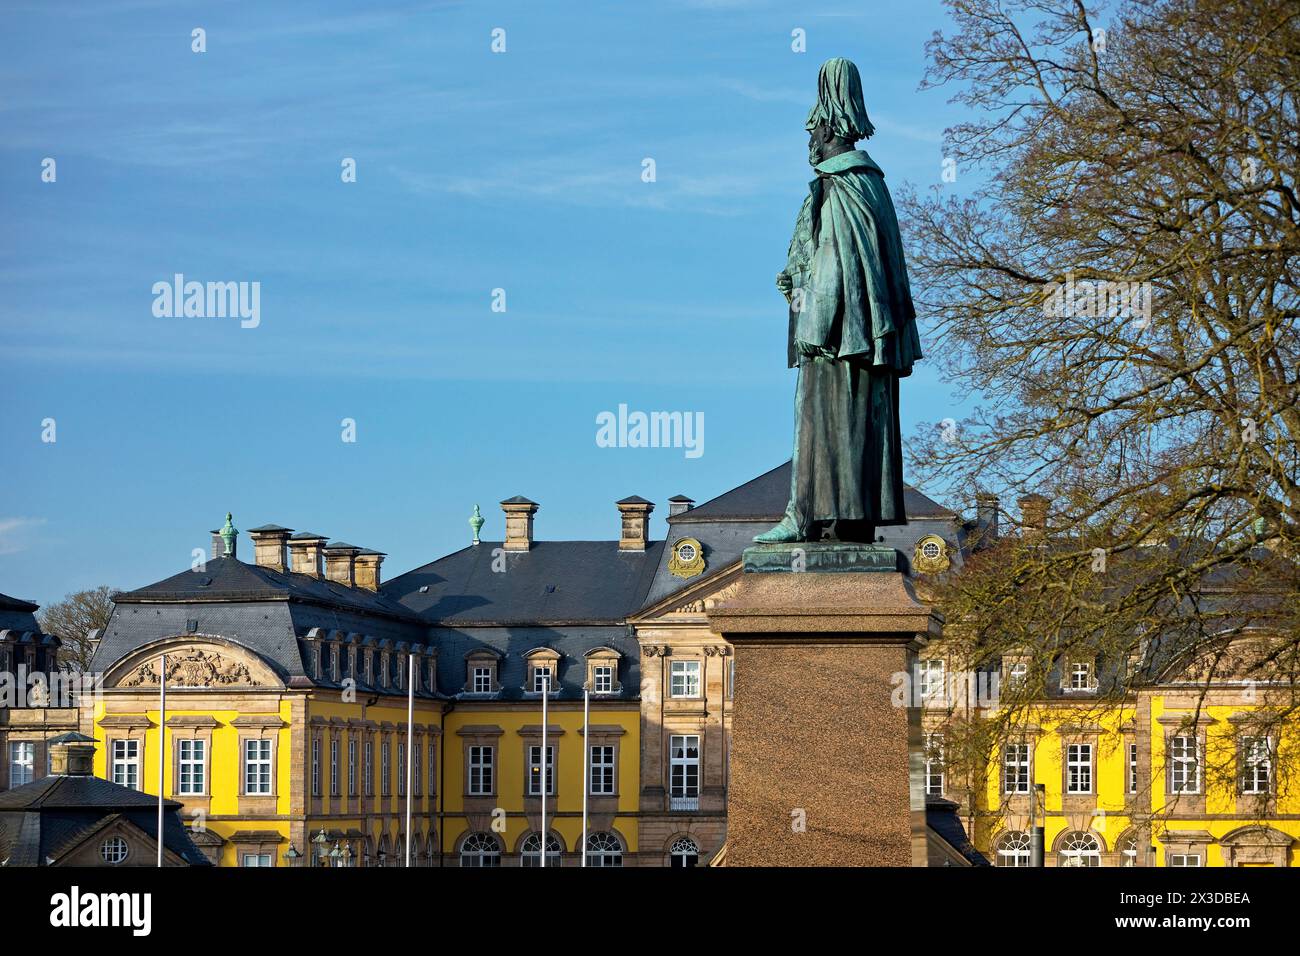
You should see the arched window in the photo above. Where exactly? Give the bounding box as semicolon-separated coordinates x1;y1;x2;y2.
1119;832;1139;867
1058;831;1102;867
994;831;1031;867
460;832;501;868
586;831;623;867
670;836;699;868
520;831;563;867
424;834;436;868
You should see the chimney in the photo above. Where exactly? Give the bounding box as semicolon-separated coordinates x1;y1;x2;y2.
501;496;539;552
355;549;385;591
668;494;695;518
210;529;226;560
324;542;362;587
287;532;328;579
248;524;294;573
974;493;999;546
617;496;655;551
1018;494;1050;540
48;732;97;776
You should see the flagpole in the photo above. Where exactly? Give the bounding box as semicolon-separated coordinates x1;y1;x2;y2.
540;674;548;868
582;686;589;867
157;652;166;867
405;652;414;868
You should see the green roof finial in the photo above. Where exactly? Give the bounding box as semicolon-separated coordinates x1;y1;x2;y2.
219;512;237;557
469;504;485;545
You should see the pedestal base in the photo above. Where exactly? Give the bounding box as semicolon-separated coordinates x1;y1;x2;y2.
706;565;942;867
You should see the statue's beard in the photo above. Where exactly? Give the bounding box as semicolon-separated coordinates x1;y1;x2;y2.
809;143;821;166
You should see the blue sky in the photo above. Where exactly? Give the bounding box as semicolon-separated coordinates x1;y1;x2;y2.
0;0;972;607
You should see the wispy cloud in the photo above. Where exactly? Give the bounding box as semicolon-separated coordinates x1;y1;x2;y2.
0;517;47;556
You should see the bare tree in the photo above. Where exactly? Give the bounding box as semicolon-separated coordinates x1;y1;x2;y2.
37;586;117;671
900;0;1300;810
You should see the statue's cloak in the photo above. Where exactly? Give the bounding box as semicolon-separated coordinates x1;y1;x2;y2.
777;149;922;534
785;150;922;372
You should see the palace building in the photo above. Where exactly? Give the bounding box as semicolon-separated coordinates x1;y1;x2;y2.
0;592;80;794
70;463;1298;866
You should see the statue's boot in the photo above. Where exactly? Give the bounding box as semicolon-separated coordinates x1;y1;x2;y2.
753;513;802;543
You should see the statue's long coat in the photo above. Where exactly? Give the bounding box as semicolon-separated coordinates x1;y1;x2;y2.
780;149;923;533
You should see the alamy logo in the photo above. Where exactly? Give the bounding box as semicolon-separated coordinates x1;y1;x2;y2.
1042;272;1152;327
595;403;704;459
50;886;151;937
152;273;260;328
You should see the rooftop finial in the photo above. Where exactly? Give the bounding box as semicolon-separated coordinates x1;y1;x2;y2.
219;512;237;558
469;504;485;545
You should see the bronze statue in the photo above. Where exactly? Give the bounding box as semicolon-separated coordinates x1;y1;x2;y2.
756;58;924;545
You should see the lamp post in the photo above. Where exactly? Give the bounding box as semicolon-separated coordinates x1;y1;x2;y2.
1030;783;1046;867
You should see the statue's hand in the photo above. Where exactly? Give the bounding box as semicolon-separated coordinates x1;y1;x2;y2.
776;272;793;300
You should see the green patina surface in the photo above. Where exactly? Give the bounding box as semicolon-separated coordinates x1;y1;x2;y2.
743;542;901;574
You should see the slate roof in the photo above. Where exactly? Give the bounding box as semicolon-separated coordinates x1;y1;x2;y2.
115;555;420;622
90;556;430;680
926;798;990;866
639;461;964;610
0;591;40;633
0;774;210;866
385;541;665;626
671;460;956;523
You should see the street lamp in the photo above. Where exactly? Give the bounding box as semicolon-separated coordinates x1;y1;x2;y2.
283;845;303;868
312;829;330;868
328;842;343;867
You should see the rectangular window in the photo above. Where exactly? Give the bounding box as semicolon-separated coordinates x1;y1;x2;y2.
381;741;391;797
364;740;373;797
728;658;735;700
918;659;946;705
397;743;407;797
472;666;493;694
669;734;700;809
413;743;422;796
1168;735;1200;794
1128;743;1138;795
244;738;273;795
1066;743;1093;794
347;739;357;797
311;737;320;797
527;745;555;795
670;661;701;699
532;666;553;694
468;745;494;795
1003;742;1031;794
241;853;273;867
1168;853;1201;867
590;745;615;795
593;665;614;694
178;739;206;795
1240;737;1272;795
1068;660;1094;691
111;739;140;790
330;738;340;796
924;733;944;797
428;741;437;795
9;742;35;787
1006;660;1028;690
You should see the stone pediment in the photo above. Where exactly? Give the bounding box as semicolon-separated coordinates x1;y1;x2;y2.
104;636;282;690
632;564;744;622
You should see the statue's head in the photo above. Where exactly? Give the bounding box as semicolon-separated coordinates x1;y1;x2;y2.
805;57;875;165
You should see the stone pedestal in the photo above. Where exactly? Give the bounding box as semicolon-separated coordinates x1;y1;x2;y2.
707;553;942;866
